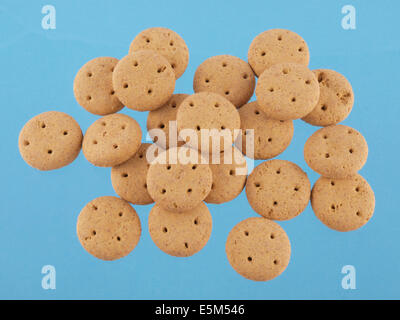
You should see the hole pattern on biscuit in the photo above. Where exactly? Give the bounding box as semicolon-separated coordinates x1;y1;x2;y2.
305;80;311;85
92;230;96;235
63;131;68;135
255;182;260;188
331;181;335;186
254;110;260;115
87;96;92;101
159;123;165;129
244;231;249;236
163;227;168;233
261;51;266;56
122;173;128;178
273;201;278;206
87;72;92;77
47;150;53;154
184;242;189;249
355;187;360;192
294;187;299;191
282;68;289;74
222;62;227;67
349;148;354;154
325;153;330;158
273;259;279;265
205;79;210;83
41;123;46;128
247;256;253;262
157;66;166;73
92;205;98;210
194;218;199;225
243;74;248;79
161;189;166;194
110;90;115;95
321;105;327;111
119;212;123;217
116;236;121;241
268;138;272;142
225;91;230;95
93;140;97;145
270;233;275;239
229;170;234;176
113;144;118;149
187;188;192;193
123;83;129;88
23;140;30;146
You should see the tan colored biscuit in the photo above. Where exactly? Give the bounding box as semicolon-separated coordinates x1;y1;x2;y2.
147;94;188;149
148;202;212;257
256;63;320;120
226;217;291;281
129;27;189;79
111;143;154;205
302;69;354;126
146;147;213;213
205;147;247;204
304;125;368;179
18;111;82;170
248;29;309;77
76;196;141;261
235;101;294;159
82;113;142;167
176;92;241;153
73;57;124;115
311;174;375;232
193;55;255;108
246;160;310;221
112;51;175;111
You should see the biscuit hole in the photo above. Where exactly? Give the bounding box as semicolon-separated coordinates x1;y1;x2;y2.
268;138;272;142
318;73;324;82
93;140;97;145
171;102;177;108
167;165;171;170
86;96;92;101
147;89;153;95
325;153;330;158
139;154;143;159
157;66;166;73
276;170;280;174
254;110;260;115
349;148;354;154
121;125;126;129
331;204;335;210
305;80;311;84
92;205;98;210
244;231;249;236
355;187;360;192
225;91;230;95
63;131;68;135
192;165;197;170
348;130;353;134
261;51;266;56
116;236;121;241
356;211;361;217
298;47;303;52
294;187;299;191
323;135;328;139
194;218;199;225
291;97;296;102
273;201;278;206
243;74;248;79
122;173;128;178
214;103;219;108
273;259;279;265
119;212;123;217
277;36;282;41
187;188;192;193
47;149;53;154
282;68;289;74
196;125;201;131
205;79;210;83
110;90;115;95
163;227;168;233
247;256;253;262
144;183;147;189
222;62;227;67
23;140;30;146
321;105;327;111
113;144;118;149
270;234;275;239
101;121;106;126
133;61;138;67
221;125;226;130
161;189;166;194
211;183;215;189
189;102;194;107
255;183;260;188
171;63;176;69
111;67;114;72
184;242;189;249
159;123;165;129
229;169;234;176
145;38;150;43
92;230;96;236
331;181;335;186
269;88;274;92
87;72;92;77
169;41;174;46
123;83;129;89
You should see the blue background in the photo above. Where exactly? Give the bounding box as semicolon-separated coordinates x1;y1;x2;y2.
0;0;398;300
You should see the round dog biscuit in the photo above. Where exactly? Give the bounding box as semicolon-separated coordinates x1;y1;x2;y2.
147;94;188;149
226;217;291;281
82;113;142;167
235;101;294;159
246;160;311;221
193;55;255;108
248;29;309;77
111;143;154;205
18;111;82;171
302;69;354;126
304;125;368;179
148;202;212;257
256;63;320;120
176;92;240;154
205;147;247;204
76;196;141;261
129;27;189;79
311;174;375;232
146;147;213;213
113;51;175;111
73;57;124;115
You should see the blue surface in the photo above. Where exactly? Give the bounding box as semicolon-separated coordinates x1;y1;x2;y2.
0;0;398;300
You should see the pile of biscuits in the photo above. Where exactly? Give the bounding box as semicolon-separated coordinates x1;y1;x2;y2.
18;27;375;282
